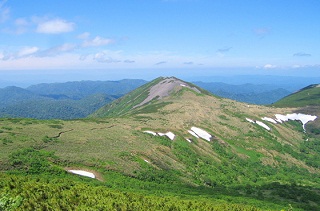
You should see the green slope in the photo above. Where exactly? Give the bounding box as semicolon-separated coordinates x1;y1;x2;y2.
1;78;320;210
273;84;320;107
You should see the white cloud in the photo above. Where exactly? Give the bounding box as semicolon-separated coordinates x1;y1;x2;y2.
38;43;77;57
263;64;277;69
36;19;75;34
93;52;121;63
17;46;39;57
0;0;9;23
82;36;113;47
78;32;90;40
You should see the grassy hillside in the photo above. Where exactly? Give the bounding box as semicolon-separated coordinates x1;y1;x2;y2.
273;84;320;138
273;84;320;107
1;78;320;210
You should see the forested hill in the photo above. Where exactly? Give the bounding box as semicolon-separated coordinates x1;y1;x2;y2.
0;79;147;119
26;79;147;100
193;81;291;105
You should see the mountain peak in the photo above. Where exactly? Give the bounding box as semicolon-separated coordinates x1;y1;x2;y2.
90;76;206;117
133;77;201;108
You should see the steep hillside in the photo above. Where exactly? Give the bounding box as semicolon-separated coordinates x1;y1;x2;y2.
273;84;320;138
1;77;320;210
273;84;320;107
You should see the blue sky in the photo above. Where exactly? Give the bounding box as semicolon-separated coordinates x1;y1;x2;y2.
0;0;319;82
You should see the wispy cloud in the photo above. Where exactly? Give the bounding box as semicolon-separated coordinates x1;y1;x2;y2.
254;27;270;37
263;64;277;69
217;47;232;53
124;59;135;63
17;46;39;57
183;61;193;65
154;61;167;65
82;36;113;47
293;52;311;57
36;18;75;34
93;52;121;63
38;43;77;57
77;32;90;40
0;0;9;23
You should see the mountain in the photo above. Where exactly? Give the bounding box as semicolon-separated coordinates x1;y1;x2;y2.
193;82;291;104
27;79;147;100
273;84;320;137
0;79;147;119
273;84;320;108
1;77;320;210
91;77;210;117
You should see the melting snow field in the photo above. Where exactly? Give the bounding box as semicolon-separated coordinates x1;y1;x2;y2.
68;170;96;178
247;113;317;132
190;127;212;142
275;113;317;131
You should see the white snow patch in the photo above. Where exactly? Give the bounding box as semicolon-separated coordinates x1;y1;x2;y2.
188;130;199;138
165;132;175;140
158;132;175;140
144;131;157;136
180;84;186;87
256;121;271;131
144;159;150;163
186;138;192;143
246;118;255;123
68;170;96;178
262;117;277;124
191;127;212;142
275;113;317;131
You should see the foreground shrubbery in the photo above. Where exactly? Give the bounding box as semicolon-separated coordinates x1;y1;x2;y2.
0;173;263;211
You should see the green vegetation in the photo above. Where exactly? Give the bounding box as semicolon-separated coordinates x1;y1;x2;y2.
1;78;320;210
273;84;320;107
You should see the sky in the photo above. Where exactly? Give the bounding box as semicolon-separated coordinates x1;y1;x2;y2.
0;0;319;84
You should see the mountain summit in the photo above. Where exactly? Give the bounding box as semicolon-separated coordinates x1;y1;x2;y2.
90;77;209;117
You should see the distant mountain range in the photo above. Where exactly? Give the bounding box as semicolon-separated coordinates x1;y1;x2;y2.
193;82;291;105
0;77;316;119
0;80;147;119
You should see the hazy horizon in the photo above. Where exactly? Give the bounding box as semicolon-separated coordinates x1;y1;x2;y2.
0;0;319;85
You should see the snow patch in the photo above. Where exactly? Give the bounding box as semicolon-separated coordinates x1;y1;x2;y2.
180;84;186;87
246;118;255;123
68;170;96;179
275;113;317;131
261;117;277;124
190;127;212;142
144;159;150;163
158;132;175;140
144;130;175;140
165;132;175;140
144;131;157;136
256;121;271;131
188;130;199;138
186;138;192;143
